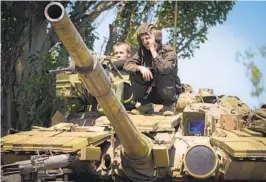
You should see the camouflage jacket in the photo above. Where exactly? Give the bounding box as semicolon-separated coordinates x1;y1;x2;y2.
123;44;177;75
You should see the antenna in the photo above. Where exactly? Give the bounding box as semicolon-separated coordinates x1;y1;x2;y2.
173;1;178;51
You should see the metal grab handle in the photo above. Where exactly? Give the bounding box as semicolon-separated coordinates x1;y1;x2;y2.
45;167;64;177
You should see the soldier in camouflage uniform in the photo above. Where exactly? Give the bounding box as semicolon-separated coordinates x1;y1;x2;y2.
124;24;180;116
112;42;135;110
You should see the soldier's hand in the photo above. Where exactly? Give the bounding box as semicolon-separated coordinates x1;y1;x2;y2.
138;66;153;81
147;32;156;50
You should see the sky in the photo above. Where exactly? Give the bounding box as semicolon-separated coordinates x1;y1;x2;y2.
92;1;266;109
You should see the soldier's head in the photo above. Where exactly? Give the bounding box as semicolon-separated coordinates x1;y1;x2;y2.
136;23;162;50
113;42;131;61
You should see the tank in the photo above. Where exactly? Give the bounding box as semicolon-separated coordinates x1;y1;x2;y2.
1;2;266;182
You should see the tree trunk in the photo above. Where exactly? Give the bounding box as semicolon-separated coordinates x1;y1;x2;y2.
104;23;118;55
1;1;51;135
1;83;16;136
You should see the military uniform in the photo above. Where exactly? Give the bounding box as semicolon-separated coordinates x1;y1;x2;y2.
124;44;178;106
123;24;179;115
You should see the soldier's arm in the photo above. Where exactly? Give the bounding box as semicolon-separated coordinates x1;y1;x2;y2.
152;45;177;74
113;60;126;69
123;52;142;72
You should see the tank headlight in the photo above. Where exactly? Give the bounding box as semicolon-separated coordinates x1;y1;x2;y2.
183;145;218;179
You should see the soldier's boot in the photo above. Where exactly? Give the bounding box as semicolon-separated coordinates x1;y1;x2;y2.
162;105;176;116
130;103;154;115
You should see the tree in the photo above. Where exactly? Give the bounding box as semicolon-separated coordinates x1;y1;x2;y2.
104;1;156;55
156;1;234;59
1;1;234;136
236;45;266;98
1;1;52;135
104;1;235;59
1;1;118;136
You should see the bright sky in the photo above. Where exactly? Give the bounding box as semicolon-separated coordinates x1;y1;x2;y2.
93;1;266;109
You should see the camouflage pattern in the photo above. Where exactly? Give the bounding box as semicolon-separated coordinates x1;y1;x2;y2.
136;23;162;43
181;88;252;119
217;95;251;118
195;88;218;103
124;23;179;108
182;84;194;93
175;92;199;112
246;106;266;136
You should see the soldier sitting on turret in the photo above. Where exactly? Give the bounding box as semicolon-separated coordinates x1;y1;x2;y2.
124;23;180;116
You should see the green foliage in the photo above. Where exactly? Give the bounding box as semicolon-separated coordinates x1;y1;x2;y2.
1;1;52;130
1;2;22;59
104;1;234;59
104;1;156;55
84;22;99;51
17;49;83;129
260;45;266;58
1;1;115;133
236;46;265;97
17;52;57;128
1;0;235;132
55;98;81;119
156;1;235;59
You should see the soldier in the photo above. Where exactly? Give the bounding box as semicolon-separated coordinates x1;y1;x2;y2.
112;42;135;110
124;23;179;116
112;42;132;71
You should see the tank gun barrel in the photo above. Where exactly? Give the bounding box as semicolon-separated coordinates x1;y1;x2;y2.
44;2;150;159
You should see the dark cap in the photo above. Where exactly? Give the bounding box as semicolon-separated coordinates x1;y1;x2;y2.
136;23;162;42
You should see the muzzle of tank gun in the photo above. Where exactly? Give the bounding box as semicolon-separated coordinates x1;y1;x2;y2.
44;2;64;23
